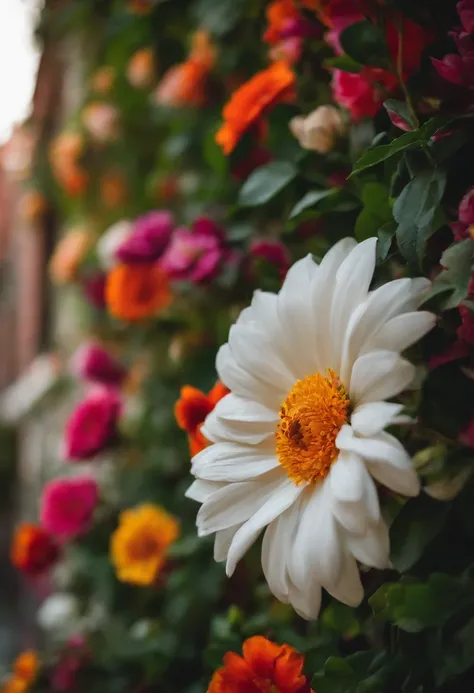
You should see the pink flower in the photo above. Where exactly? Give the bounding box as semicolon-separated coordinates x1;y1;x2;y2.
116;211;174;263
458;0;474;34
432;29;474;88
41;476;99;540
248;239;291;281
51;637;88;692
63;387;121;461
459;186;474;224
160;217;228;284
81;272;107;308
461;418;474;448
71;342;125;386
332;68;398;121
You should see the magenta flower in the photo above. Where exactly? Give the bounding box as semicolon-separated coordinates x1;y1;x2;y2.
248;239;291;281
71;341;125;386
458;0;474;33
116;210;174;263
81;272;107;309
432;29;474;88
160;217;227;284
41;476;99;540
63;387;121;461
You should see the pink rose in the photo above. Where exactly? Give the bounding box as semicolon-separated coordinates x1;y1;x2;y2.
459;186;474;224
71;342;125;386
41;476;99;539
116;211;174;263
160;217;228;284
63;387;121;461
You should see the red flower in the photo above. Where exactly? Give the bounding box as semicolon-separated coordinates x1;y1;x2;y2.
207;636;313;693
248;239;291;281
63;387;121;461
332;68;398;121
11;523;60;577
175;381;229;456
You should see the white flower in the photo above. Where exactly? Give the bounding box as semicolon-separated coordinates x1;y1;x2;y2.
290;105;346;154
38;593;79;634
186;238;435;620
96;220;133;269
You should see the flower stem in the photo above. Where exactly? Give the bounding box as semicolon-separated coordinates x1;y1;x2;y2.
395;22;420;130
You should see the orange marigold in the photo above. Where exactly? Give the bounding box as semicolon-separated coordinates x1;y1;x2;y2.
105;262;171;322
13;652;39;685
207;636;313;693
49;227;92;284
0;678;27;693
110;504;179;585
175;381;229;456
155;31;215;107
215;61;296;154
11;524;60;577
264;0;302;44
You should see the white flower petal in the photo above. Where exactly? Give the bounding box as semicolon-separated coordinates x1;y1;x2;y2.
337;426;420;497
196;468;286;536
185;479;223;503
216;344;282;410
202;393;279;445
346;518;390;569
365;311;436;353
325;549;364;607
228;323;295;393
351;402;404;437
192;441;278;482
350;350;415;404
287;577;322;620
214;525;242;562
329;451;366;502
290;486;343;591
226;480;302;576
330;238;377;373
261;498;302;603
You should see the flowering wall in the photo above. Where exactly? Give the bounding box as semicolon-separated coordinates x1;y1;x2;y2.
5;0;474;692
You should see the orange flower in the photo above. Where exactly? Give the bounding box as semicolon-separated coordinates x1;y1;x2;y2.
13;652;39;685
49;227;92;284
175;381;229;456
155;31;215;107
207;636;313;693
129;0;155;13
100;171;128;208
127;48;156;88
110;504;179;585
91;66;115;94
11;523;60;576
215;61;296;154
264;0;301;44
105;262;171;321
1;678;27;693
19;190;47;225
49;131;88;196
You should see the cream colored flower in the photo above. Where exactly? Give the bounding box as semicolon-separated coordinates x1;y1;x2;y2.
187;238;435;619
97;220;133;270
290;105;346;153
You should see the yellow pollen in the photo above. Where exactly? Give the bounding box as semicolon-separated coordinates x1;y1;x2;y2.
276;370;350;486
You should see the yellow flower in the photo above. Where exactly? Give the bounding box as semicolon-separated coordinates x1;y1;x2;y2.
110;504;179;585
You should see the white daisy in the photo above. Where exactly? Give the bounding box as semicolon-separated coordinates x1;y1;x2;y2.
186;238;435;620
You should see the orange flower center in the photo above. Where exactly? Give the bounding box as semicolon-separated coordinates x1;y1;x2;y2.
276;370;349;485
127;532;160;561
253;679;280;693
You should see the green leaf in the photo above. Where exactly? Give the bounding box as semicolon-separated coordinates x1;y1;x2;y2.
289;189;337;219
377;222;396;261
350;119;442;177
370;569;474;632
324;55;362;73
429;238;474;309
390;494;450;572
239;161;297;208
384;99;417;131
340;21;390;67
435;617;474;684
312;656;357;693
354;182;392;241
393;168;447;266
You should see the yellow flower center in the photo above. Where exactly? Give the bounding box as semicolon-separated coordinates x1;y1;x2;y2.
127;532;160;561
276;370;349;486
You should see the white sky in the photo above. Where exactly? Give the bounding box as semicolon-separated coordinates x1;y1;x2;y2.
0;0;41;144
